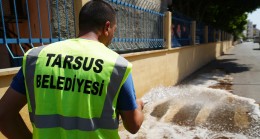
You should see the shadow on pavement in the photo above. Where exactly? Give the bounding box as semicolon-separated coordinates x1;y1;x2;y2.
181;58;251;85
253;48;260;50
222;54;235;56
209;59;251;74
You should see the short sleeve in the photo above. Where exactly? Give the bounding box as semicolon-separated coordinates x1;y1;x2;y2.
116;73;137;111
10;68;26;95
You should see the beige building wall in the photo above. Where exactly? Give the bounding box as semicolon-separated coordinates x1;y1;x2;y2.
123;41;232;97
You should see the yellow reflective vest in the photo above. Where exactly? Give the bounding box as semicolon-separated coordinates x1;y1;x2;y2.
22;39;132;139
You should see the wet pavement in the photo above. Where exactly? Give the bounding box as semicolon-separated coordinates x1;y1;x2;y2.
185;42;260;104
119;42;260;139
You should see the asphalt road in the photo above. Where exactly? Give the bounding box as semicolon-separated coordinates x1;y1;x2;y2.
227;42;260;104
202;42;260;104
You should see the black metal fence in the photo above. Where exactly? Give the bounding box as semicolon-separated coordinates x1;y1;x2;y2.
106;0;167;53
0;0;167;68
171;10;232;46
0;0;76;68
172;12;192;47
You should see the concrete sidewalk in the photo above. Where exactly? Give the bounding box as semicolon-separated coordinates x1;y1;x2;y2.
186;42;260;104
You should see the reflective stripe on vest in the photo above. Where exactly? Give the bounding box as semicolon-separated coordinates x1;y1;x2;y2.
24;45;128;131
25;46;45;115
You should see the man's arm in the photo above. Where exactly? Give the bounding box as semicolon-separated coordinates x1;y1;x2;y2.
116;73;144;134
0;87;32;139
118;99;144;134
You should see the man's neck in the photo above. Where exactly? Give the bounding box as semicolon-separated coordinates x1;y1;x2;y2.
79;32;99;42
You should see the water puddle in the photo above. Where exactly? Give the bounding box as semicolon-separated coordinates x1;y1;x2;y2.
119;86;260;139
185;69;233;90
207;71;233;93
119;69;260;139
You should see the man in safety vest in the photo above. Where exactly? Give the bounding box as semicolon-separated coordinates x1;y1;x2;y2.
0;0;144;138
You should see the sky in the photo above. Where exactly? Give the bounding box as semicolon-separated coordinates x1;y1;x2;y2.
247;8;260;29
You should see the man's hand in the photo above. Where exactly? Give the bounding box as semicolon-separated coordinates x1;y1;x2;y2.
136;99;144;111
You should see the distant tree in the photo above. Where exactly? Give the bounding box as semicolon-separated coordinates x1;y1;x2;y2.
169;0;260;38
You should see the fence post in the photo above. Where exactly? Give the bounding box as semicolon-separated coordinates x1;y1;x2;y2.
204;26;208;43
213;29;216;42
74;0;90;36
164;11;172;49
223;32;225;41
191;21;196;45
218;30;221;42
225;32;227;40
222;31;225;41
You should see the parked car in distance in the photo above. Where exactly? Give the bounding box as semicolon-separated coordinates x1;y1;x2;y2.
254;37;260;48
254;37;260;44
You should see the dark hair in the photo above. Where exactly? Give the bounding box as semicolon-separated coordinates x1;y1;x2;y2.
79;0;116;33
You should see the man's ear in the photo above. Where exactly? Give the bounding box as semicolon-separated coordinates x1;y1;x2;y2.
103;21;111;37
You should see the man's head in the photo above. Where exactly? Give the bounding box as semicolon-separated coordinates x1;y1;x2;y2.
79;0;116;46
